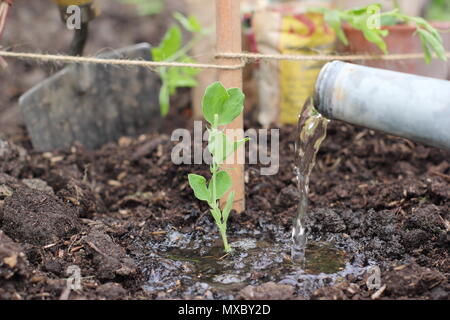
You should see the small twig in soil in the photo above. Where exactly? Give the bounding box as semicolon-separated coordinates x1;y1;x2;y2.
43;243;57;249
438;215;450;232
431;171;450;182
218;252;230;260
149;231;167;235
85;241;107;257
371;284;386;300
67;235;80;253
69;245;84;253
394;265;407;271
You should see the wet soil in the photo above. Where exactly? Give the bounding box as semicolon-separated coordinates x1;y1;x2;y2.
0;118;449;300
0;0;449;301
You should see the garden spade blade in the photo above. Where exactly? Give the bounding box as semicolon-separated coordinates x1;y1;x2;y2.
19;43;160;152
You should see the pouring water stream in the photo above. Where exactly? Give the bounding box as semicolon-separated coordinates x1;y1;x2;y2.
292;98;329;265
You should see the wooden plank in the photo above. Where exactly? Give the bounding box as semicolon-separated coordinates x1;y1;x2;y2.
216;0;245;213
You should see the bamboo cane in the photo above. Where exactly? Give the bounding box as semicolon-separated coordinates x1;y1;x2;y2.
216;0;245;213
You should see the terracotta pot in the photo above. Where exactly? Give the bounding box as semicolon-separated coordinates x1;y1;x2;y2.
338;22;450;79
332;0;429;17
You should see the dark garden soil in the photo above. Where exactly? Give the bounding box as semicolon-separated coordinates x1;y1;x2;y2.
0;118;449;300
0;0;449;301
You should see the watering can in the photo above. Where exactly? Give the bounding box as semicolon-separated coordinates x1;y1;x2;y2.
314;61;450;151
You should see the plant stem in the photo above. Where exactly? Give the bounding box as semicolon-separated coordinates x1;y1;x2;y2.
220;227;231;253
211;114;231;253
167;33;202;63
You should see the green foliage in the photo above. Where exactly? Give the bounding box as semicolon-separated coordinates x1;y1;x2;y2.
426;0;450;21
152;13;204;115
188;82;248;253
202;83;245;127
119;0;165;16
313;4;447;64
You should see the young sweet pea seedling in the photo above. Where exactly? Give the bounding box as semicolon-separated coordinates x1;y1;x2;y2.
188;82;248;253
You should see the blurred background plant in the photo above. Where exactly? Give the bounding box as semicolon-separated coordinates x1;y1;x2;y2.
152;13;205;116
426;0;450;21
119;0;165;16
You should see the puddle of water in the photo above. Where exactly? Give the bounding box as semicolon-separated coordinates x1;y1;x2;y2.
141;227;371;299
165;240;346;278
292;98;329;263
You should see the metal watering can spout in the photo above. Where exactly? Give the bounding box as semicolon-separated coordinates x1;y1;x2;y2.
314;61;450;152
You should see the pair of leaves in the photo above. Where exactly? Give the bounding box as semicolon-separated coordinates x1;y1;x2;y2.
189;173;234;228
202;82;245;128
188;172;231;204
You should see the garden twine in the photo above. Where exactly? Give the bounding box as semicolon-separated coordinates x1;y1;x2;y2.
1;50;450;71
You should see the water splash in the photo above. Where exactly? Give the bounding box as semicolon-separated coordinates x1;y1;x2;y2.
292;98;329;264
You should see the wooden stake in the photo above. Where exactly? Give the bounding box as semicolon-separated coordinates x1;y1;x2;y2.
216;0;245;213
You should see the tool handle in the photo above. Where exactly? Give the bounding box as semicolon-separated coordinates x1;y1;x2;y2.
55;0;98;24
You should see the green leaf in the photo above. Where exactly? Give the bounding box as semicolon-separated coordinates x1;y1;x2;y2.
222;191;235;224
202;82;229;127
151;48;163;62
210;207;222;226
347;5;378;16
188;16;203;33
208;131;232;164
173;12;202;33
324;10;348;45
408;16;444;44
154;25;182;61
233;138;250;155
419;33;433;64
221;88;245;126
380;15;397;26
159;81;170;116
179;56;201;76
416;28;447;62
169;75;198;88
188;174;211;202
362;28;388;54
209;171;231;201
167;68;198;88
202;82;245;127
208;131;249;164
